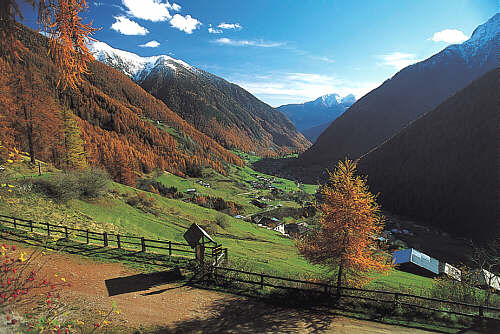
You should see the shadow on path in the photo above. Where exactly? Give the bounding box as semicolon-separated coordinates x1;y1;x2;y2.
105;268;184;296
150;297;337;334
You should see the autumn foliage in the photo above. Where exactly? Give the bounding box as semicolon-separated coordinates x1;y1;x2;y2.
297;159;391;288
0;24;243;186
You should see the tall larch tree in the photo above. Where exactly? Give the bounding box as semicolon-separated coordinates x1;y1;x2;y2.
1;0;97;89
297;159;391;291
61;108;87;170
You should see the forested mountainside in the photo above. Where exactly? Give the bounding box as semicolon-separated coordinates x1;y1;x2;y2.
0;24;242;185
358;68;499;241
91;41;311;157
296;14;499;172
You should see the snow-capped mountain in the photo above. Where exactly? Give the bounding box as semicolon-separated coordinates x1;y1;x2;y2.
313;93;356;108
298;13;499;175
89;41;196;81
89;40;311;155
277;93;356;134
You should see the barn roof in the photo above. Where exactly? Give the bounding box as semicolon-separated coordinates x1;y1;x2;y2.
392;248;439;275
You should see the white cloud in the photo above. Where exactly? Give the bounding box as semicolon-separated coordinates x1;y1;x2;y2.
208;25;223;34
213;38;285;48
111;16;149;35
430;29;469;44
376;52;420;70
121;0;172;21
170;14;202;34
166;2;181;11
232;72;380;107
309;55;335;63
139;40;160;48
217;22;242;30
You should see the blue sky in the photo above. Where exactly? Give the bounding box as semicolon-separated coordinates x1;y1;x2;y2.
19;0;497;107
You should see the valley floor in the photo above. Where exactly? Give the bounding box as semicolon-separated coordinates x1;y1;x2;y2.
29;246;439;334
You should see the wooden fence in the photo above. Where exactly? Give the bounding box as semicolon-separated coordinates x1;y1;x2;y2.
207;266;500;321
0;214;227;263
1;214;498;322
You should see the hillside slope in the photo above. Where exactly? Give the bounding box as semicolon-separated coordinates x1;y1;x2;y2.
91;41;311;156
0;24;242;184
297;14;499;172
358;68;499;241
301;121;333;143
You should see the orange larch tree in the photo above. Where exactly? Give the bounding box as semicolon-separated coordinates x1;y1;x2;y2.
297;159;391;291
1;0;97;89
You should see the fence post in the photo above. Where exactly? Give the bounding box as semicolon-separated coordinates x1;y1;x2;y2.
30;221;33;233
117;235;121;249
479;305;484;319
393;293;400;312
168;241;172;256
103;233;108;247
141;237;146;252
46;223;50;236
260;274;264;289
64;226;69;240
224;248;228;264
324;285;328;294
86;230;89;244
13;218;17;229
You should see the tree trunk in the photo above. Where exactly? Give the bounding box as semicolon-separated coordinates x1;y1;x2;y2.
336;259;343;297
22;105;35;164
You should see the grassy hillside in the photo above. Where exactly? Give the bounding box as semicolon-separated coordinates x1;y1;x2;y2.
0;157;436;293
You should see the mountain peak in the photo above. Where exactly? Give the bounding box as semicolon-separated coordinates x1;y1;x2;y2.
89;40;195;80
468;13;499;45
312;93;356;107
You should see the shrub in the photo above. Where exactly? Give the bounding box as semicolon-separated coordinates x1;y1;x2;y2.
33;172;80;202
33;168;110;202
215;214;230;229
126;192;155;208
203;221;218;235
137;179;181;198
76;168;110;199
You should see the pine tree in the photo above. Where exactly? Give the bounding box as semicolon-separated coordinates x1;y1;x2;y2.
61;108;87;170
297;159;391;290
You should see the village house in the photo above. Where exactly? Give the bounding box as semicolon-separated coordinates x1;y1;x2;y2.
392;248;439;277
476;269;500;292
438;262;462;281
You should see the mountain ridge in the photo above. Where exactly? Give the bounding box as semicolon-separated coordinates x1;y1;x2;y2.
296;13;499;171
0;24;243;185
90;41;311;156
358;68;499;241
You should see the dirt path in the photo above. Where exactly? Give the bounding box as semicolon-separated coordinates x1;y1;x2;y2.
24;248;438;333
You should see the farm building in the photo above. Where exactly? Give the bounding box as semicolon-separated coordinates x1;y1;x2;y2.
476;269;500;292
274;223;286;234
438;262;462;281
392;248;439;277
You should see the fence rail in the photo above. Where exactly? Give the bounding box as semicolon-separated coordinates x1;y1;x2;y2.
0;214;226;261
2;214;498;321
207;266;500;321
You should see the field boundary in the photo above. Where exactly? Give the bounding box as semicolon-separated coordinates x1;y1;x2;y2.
1;214;499;323
203;265;500;322
0;214;227;263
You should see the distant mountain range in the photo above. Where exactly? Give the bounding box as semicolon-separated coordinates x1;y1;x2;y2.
358;68;498;241
297;13;499;170
90;42;310;156
277;93;356;142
